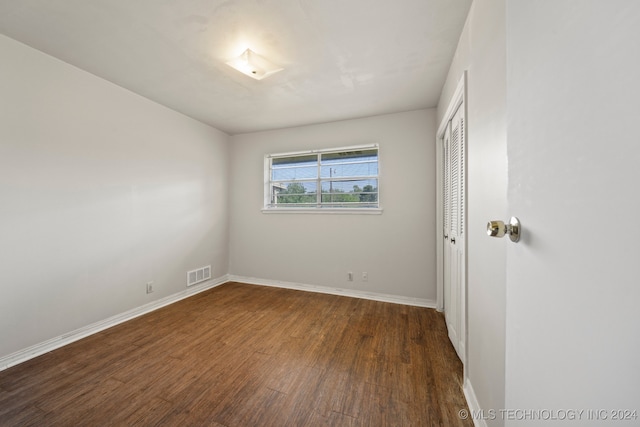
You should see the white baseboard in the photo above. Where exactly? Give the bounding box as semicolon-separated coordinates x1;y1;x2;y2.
1;274;435;372
0;274;229;372
463;377;488;427
228;275;437;308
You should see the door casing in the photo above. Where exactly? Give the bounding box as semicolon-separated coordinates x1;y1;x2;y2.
436;72;467;365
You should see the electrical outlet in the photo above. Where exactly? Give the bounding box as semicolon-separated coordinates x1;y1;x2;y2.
347;271;353;281
362;272;368;282
146;281;154;294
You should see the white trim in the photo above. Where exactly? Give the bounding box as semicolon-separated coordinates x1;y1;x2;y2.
1;274;435;372
0;274;229;372
261;208;383;215
436;71;468;368
437;72;467;311
436;129;444;312
228;275;436;308
437;75;466;137
463;377;488;427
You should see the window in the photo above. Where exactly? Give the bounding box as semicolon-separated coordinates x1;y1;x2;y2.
264;145;380;212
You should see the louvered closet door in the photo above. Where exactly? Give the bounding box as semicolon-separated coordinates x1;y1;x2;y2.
443;102;465;363
443;123;452;341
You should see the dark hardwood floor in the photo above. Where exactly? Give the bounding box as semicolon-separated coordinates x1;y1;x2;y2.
0;282;472;426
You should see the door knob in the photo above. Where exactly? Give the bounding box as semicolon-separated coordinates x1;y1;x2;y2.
487;221;507;238
487;217;521;243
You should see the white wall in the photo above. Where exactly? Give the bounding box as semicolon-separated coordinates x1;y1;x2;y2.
229;110;437;302
505;1;640;423
437;0;507;423
440;1;640;424
0;34;230;359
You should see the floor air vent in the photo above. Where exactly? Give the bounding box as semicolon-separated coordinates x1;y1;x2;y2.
187;265;212;287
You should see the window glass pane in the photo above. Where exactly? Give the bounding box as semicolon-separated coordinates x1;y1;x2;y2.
321;149;377;163
272;154;318;181
321;179;377;194
319;198;378;207
320;179;378;205
272;154;317;166
272;166;317;180
320;195;377;206
276;195;317;205
320;162;378;178
271;181;317;205
320;149;378;178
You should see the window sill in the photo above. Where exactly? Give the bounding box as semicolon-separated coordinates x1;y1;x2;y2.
261;208;383;215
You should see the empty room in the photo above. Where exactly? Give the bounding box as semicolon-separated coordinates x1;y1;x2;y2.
1;1;639;426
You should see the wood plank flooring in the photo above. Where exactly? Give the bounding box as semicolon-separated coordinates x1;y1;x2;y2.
0;282;472;426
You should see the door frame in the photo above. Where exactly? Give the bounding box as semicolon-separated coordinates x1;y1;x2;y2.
436;72;467;362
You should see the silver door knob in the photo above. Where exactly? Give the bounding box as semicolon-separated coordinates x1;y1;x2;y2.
487;220;507;238
487;217;521;243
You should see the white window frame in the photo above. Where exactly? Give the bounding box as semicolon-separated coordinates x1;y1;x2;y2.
262;144;382;214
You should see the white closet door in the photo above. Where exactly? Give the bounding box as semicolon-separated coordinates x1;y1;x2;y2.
444;102;466;363
443;124;452;344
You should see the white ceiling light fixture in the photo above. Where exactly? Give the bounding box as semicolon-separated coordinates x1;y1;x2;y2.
226;48;283;80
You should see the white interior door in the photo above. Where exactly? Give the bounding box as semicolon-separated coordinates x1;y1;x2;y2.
442;101;466;363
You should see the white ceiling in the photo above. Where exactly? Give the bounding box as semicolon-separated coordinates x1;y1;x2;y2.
0;0;471;135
